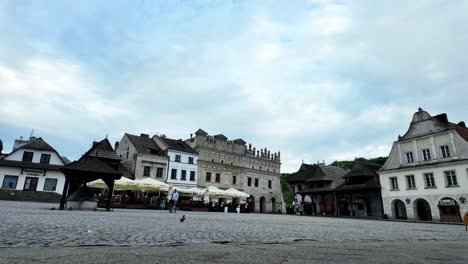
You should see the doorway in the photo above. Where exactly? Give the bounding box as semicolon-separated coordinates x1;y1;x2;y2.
438;198;462;222
415;199;432;221
392;199;407;219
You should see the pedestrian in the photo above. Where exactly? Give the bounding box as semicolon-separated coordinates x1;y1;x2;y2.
169;189;179;213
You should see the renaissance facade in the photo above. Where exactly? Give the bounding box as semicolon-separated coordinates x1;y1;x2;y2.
185;129;284;213
379;108;468;222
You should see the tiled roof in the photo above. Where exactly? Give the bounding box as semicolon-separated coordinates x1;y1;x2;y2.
343;162;381;178
287;163;349;185
126;134;162;155
84;139;120;161
0;159;63;171
63;158;121;175
21;137;57;152
160;137;198;154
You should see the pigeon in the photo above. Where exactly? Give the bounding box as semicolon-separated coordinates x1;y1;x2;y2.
180;215;186;222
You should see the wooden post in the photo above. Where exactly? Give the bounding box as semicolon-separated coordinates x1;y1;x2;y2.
464;215;468;231
106;180;114;211
59;178;70;210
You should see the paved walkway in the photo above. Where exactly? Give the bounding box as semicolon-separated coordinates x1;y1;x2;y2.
0;201;467;263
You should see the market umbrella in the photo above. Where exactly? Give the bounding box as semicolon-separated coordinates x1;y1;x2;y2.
87;177;139;191
133;178;170;192
204;186;232;198
225;188;250;198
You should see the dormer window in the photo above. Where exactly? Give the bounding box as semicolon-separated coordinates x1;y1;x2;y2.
440;145;450;158
405;152;414;163
422;149;431;161
22;151;34;162
40;154;51;164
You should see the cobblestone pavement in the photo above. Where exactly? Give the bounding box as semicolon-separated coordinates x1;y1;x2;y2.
1;201;467;248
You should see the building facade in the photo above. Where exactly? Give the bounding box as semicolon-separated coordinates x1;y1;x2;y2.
115;133;168;180
153;136;198;189
379;108;468;222
335;162;384;218
185;129;283;213
288;163;349;216
0;137;67;194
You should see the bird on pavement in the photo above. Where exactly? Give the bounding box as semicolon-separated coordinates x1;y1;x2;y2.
180;215;186;222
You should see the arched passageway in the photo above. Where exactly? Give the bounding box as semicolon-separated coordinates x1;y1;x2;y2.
392;199;407;220
438;197;462;222
414;199;432;221
248;195;255;213
259;197;266;213
271;198;277;213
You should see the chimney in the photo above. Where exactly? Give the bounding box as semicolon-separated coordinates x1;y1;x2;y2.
92;141;98;146
190;133;193;139
458;121;466;128
115;141;120;151
140;133;149;138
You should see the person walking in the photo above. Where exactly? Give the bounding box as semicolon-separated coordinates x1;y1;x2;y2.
169;189;179;213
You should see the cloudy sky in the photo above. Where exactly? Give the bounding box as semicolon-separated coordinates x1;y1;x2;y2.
0;0;467;172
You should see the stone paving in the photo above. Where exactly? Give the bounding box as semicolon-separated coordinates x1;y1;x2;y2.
1;201;467;248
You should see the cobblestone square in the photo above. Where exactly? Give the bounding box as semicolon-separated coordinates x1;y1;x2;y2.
0;201;467;263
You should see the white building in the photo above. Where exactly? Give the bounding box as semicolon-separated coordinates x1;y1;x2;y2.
154;136;198;189
379;108;468;222
0;137;68;194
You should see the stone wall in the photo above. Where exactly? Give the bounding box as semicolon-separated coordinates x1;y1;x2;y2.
0;189;62;203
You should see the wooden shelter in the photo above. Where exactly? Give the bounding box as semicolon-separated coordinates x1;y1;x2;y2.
59;138;128;211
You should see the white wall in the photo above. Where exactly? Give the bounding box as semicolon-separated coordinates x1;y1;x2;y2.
379;162;468;220
166;150;198;187
4;148;64;165
0;166;66;194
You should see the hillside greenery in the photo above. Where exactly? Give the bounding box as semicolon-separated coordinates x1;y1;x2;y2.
280;157;387;205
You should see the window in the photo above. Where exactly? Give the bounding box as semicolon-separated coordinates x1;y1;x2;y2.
211;159;214;162
43;178;58;191
2;176;18;189
406;175;416;189
126;148;129;159
268;180;272;189
143;166;151;177
259;166;262;170
175;155;181;162
23;177;38;191
441;146;450;158
389;177;399;190
232;175;237;184
254;178;258;187
406;152;414;163
424;173;436;188
445;171;458;187
230;162;233;166
171;169;177;180
22;151;34;162
156;167;164;178
215;173;221;182
247;177;251;186
190;171;196;181
422;149;431;161
206;172;211;182
181;170;187;180
188;157;194;164
40;154;51;164
221;160;224;164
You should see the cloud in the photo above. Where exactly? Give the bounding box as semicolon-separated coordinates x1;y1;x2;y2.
0;1;467;171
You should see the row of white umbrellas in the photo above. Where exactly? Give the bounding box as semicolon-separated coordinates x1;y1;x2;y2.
87;177;170;192
87;177;250;199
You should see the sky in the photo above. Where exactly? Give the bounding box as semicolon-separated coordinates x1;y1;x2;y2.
0;0;467;173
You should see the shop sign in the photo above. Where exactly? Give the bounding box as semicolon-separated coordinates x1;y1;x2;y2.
23;168;44;176
439;199;456;206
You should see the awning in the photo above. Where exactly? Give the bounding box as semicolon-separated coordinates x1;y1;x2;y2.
87;177;139;191
224;188;250;198
133;178;170;192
